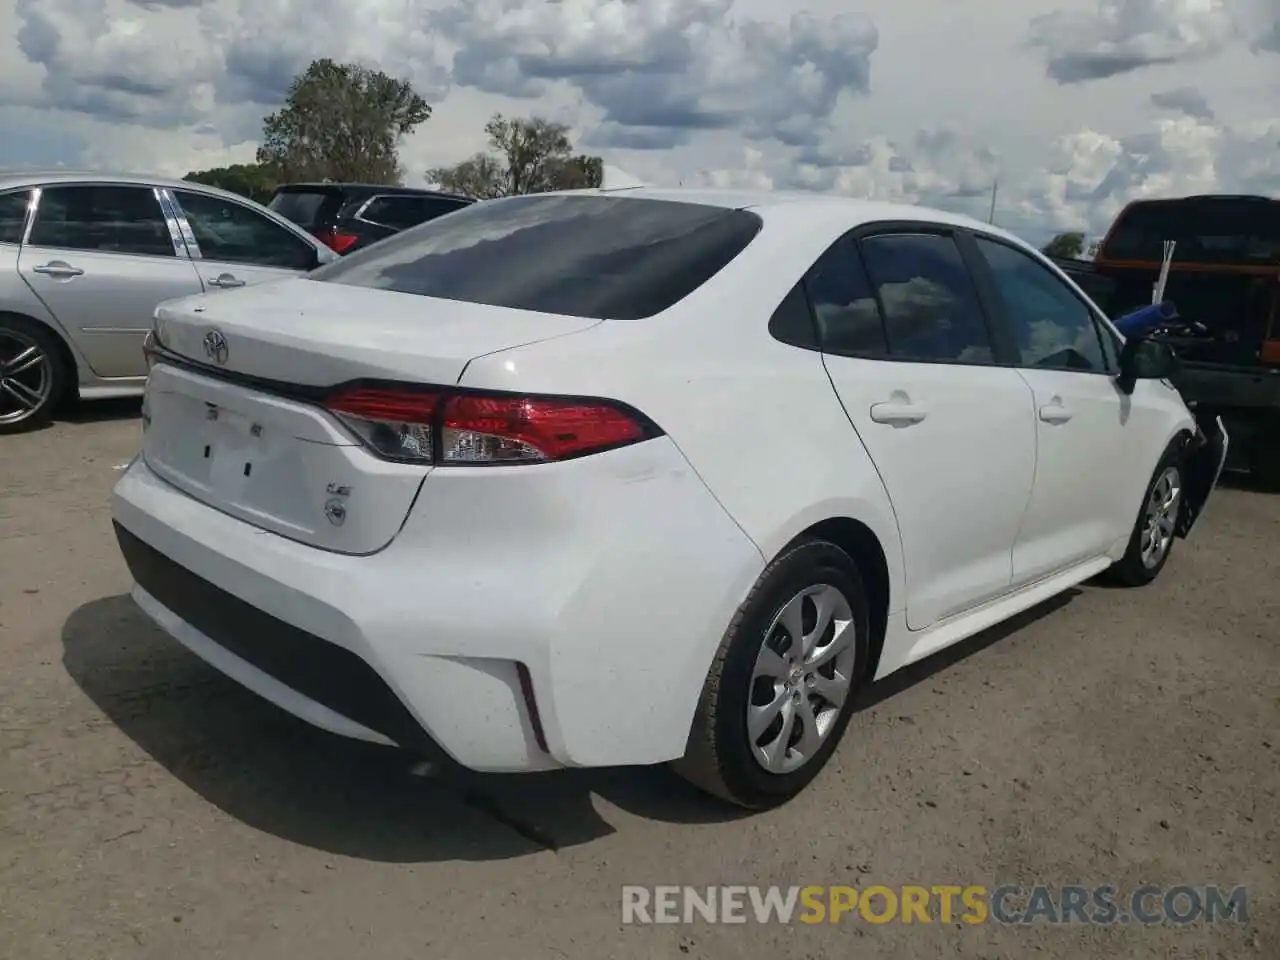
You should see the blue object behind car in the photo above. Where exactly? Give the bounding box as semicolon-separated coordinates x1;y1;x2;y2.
1115;301;1178;338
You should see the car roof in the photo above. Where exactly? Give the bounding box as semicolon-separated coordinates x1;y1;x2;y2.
278;182;473;201
0;168;268;204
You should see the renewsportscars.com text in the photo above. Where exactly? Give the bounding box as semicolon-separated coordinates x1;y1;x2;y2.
621;884;1249;926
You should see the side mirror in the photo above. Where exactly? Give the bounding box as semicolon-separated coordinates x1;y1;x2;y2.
1116;337;1177;395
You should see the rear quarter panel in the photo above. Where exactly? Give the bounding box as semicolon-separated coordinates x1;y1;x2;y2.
458;203;907;615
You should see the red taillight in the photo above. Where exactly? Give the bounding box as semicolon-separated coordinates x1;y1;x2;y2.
440;393;649;463
315;227;359;254
322;385;658;465
325;387;439;462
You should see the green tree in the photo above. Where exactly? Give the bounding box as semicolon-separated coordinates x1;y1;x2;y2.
1041;232;1086;259
256;58;431;185
182;163;280;204
427;114;604;199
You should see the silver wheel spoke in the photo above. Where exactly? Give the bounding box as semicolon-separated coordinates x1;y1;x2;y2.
1;378;40;410
759;699;796;770
749;688;787;741
805;620;853;671
792;696;824;760
2;346;40;377
809;670;848;707
779;594;805;651
802;586;840;657
753;645;788;681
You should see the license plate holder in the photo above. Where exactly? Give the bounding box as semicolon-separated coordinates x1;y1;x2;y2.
203;403;269;492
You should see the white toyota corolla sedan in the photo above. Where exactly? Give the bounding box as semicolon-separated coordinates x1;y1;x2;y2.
111;187;1227;809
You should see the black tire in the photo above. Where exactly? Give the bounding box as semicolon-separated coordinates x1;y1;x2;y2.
1104;439;1186;587
671;538;870;809
0;315;67;435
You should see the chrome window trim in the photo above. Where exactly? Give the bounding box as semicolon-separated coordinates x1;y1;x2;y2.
156;188;200;259
21;186;41;245
154;187;194;258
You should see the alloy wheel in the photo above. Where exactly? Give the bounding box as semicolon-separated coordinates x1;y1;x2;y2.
1140;465;1181;569
0;330;55;426
748;584;857;775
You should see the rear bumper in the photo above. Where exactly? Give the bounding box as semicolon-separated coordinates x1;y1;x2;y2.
110;440;763;772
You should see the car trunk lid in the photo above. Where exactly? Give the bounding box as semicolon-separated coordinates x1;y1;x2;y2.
144;278;601;553
153;277;602;386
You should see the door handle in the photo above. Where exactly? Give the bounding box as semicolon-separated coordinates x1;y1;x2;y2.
207;273;245;289
32;261;84;278
1038;400;1074;424
869;401;929;425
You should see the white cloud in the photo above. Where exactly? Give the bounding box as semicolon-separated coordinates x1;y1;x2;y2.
1015;117;1280;237
1027;0;1239;84
0;0;1276;247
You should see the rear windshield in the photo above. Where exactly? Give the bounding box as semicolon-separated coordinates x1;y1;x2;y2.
310;194;764;320
268;190;332;229
1099;198;1280;265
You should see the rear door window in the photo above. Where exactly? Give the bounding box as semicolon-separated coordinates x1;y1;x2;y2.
312;194;763;320
804;238;888;356
174;190;318;270
28;185;177;257
857;233;996;363
0;190;30;245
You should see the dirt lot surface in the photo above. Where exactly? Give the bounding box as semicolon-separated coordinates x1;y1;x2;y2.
1;404;1276;960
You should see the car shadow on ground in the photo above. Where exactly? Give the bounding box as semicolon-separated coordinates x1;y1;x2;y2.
61;396;142;424
62;588;1079;863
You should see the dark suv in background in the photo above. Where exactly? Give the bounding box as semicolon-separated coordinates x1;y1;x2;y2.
267;183;474;254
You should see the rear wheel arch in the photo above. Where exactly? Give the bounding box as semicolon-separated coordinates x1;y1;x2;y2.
779;517;891;683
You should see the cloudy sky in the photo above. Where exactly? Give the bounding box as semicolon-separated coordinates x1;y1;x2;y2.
1;0;1277;245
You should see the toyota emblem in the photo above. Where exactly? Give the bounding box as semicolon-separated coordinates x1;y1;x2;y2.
202;328;229;365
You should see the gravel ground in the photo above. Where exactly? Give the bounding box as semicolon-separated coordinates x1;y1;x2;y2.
1;403;1276;960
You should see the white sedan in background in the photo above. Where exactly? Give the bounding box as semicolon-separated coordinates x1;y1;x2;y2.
111;187;1225;809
